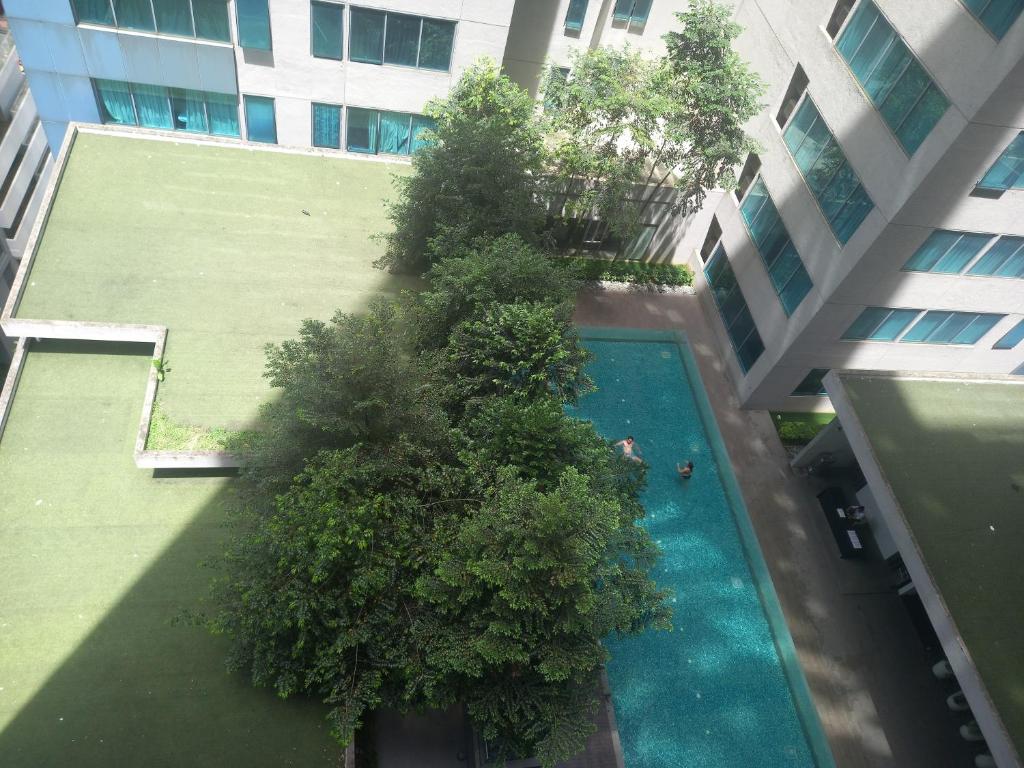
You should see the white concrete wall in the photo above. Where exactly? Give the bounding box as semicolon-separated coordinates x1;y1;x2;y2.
694;0;1024;410
5;0;515;152
502;0;685;97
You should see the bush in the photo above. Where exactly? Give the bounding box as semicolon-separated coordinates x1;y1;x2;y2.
773;414;833;446
555;257;693;288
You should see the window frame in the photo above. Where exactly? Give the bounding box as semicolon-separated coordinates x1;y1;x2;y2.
780;92;876;246
832;0;949;156
704;241;765;374
310;1;345;61
736;173;814;316
348;6;457;72
902;229;1024;279
73;0;232;43
243;94;277;144
311;101;343;149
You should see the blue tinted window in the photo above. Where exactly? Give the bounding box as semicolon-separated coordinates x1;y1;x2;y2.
842;307;921;340
237;0;272;50
903;230;994;273
74;0;115;24
792;368;830;396
962;0;1024;38
783;98;875;244
738;177;813;315
977;132;1024;191
244;95;276;143
704;244;765;373
836;1;948;154
613;0;652;24
311;1;344;60
968;236;1024;277
94;78;237;138
565;0;589;30
349;8;455;71
113;0;155;30
993;319;1024;349
900;311;1003;344
312;103;341;148
344;108;431;155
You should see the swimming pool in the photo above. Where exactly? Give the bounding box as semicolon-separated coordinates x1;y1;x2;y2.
572;328;833;768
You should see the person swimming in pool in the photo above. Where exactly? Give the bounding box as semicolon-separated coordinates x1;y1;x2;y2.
677;460;694;479
615;436;643;462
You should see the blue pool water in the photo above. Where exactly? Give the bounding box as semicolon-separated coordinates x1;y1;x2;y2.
572;333;822;768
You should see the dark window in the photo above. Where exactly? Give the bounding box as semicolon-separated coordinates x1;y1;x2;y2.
699;217;722;263
311;2;344;60
735;154;761;200
776;65;808;129
792;369;830;396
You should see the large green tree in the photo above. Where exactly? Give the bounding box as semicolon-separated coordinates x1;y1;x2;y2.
378;62;550;274
542;0;763;251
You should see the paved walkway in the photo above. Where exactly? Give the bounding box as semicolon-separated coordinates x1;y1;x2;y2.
575;286;974;768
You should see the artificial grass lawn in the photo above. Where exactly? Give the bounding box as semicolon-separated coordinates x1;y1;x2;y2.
16;132;417;432
0;341;338;766
843;375;1024;757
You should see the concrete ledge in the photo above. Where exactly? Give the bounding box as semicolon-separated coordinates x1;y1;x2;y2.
0;336;28;442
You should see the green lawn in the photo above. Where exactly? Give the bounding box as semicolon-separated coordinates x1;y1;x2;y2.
769;411;834;445
844;375;1024;758
16;132;417;433
0;341;339;766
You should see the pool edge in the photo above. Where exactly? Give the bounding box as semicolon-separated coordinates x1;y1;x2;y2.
579;325;837;768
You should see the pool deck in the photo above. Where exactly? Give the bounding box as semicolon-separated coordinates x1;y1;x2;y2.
575;287;974;768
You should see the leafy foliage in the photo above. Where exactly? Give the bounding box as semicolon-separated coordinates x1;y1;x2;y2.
555;257;694;287
446;302;592;405
542;1;763;248
378;61;549;274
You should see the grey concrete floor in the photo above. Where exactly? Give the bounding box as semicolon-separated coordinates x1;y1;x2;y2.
575;286;977;768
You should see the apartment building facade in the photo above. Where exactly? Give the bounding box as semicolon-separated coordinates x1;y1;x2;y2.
0;19;54;362
690;0;1024;410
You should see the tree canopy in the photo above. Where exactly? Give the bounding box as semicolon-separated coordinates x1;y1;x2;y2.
216;234;669;766
542;0;763;250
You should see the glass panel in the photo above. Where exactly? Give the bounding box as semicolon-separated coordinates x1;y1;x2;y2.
206;91;240;136
311;2;344;60
952;314;1001;344
994;319;1024;350
878;61;929;135
843;307;890;339
793;116;832;176
95;79;136;125
565;0;589;30
835;1;879;64
346;107;378;153
410;115;436;153
904;230;960;271
965;0;1024;38
782;98;818;156
739;177;769;228
113;0;155;30
131;83;173;129
193;0;231;41
818;161;859;220
933;232;991;273
720;285;746;326
736;325;765;373
978;132;1024;191
237;0;272;50
895;83;948;154
779;266;813;315
312;103;341;148
830;185;873;244
873;308;919;340
419;19;456;71
928;313;974;343
350;8;385;64
792;368;830;396
968;237;1024;275
153;0;194;35
630;0;653;23
768;243;802;292
862;35;910;104
74;0;115;24
995;245;1024;277
900;310;949;342
170;88;208;133
384;14;421;67
613;0;634;21
244;95;276;143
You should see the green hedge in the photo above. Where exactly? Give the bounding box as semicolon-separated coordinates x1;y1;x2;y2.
555;257;694;287
770;412;834;446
